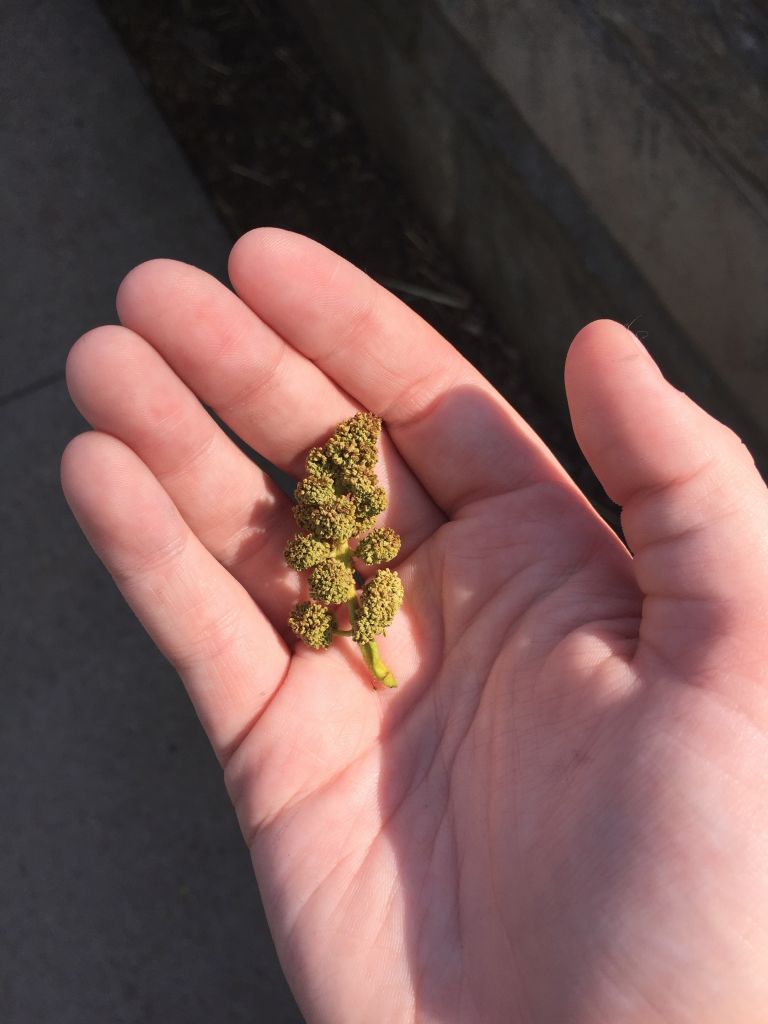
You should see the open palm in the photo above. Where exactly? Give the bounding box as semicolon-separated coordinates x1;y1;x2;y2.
63;230;768;1023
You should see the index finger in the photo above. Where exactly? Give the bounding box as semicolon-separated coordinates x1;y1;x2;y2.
229;229;572;514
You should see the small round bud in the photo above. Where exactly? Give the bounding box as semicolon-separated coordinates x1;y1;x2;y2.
352;485;387;528
326;439;378;472
305;446;330;475
295;473;336;506
352;568;404;644
354;528;401;565
335;412;381;449
294;495;358;542
284;534;333;571
289;601;336;649
324;412;382;472
337;463;378;496
308;559;357;604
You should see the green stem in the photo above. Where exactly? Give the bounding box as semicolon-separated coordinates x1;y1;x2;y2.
360;639;398;688
335;541;353;567
346;596;397;688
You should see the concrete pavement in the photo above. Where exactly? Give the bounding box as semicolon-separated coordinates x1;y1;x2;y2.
0;1;302;1020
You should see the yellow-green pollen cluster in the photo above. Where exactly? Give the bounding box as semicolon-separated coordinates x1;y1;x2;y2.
288;601;336;650
284;534;332;571
352;569;405;645
355;528;401;566
309;559;357;605
285;412;404;688
294;494;358;542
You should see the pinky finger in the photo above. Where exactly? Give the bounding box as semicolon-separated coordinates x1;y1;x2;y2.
61;431;291;765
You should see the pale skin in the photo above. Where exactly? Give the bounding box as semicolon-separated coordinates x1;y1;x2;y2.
62;228;768;1023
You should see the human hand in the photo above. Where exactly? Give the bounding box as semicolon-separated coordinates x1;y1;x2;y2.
62;229;768;1023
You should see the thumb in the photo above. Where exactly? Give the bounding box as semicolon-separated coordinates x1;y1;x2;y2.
565;320;768;683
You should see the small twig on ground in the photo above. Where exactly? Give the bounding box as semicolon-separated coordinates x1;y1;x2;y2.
229;162;274;185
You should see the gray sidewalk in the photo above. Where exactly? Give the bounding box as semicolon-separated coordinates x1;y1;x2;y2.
1;1;301;1020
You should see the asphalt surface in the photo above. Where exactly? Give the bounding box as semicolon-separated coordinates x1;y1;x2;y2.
1;1;302;1020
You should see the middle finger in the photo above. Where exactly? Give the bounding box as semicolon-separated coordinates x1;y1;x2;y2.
115;258;444;549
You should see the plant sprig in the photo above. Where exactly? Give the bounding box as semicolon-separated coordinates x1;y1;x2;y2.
285;413;403;688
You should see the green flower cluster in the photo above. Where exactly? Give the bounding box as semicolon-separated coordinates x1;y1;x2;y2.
288;601;336;650
284;534;332;571
352;569;405;645
294;472;336;506
294;494;358;542
354;527;401;566
309;559;356;604
284;412;404;688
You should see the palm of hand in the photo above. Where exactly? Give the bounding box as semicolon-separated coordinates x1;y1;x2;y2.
63;231;768;1023
231;486;768;1024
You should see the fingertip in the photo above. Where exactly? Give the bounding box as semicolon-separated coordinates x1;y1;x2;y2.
65;328;95;399
61;429;121;494
564;317;762;512
571;318;640;345
61;429;184;568
60;430;116;521
565;318;657;390
60;430;91;491
564;319;677;502
65;325;130;405
116;257;168;303
228;226;310;279
116;258;198;323
228;228;340;309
